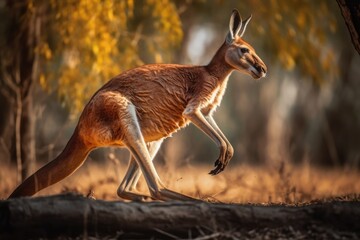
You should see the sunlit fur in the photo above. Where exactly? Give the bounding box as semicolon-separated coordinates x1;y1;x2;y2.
9;10;267;201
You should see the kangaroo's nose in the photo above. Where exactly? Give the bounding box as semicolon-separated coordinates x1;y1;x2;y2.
260;66;267;74
255;64;267;75
254;64;262;73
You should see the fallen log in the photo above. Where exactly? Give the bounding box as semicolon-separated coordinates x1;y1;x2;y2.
0;193;359;239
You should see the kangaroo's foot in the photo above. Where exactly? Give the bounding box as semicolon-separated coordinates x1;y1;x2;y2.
150;187;202;202
117;189;154;202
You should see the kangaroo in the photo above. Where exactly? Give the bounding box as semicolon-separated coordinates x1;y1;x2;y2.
9;9;267;201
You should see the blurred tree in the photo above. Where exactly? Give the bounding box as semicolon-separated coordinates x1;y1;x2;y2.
49;0;183;115
0;0;43;182
246;0;339;85
0;0;183;182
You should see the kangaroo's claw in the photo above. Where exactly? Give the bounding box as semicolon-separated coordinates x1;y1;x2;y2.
209;158;226;175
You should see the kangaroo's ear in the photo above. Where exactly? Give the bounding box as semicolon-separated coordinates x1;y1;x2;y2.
226;9;242;44
239;15;252;37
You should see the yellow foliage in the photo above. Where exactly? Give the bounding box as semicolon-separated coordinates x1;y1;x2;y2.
39;74;48;91
35;0;339;113
279;51;295;70
249;0;339;84
42;0;183;115
41;43;52;60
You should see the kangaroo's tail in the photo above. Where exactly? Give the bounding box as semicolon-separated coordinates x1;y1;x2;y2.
8;128;91;198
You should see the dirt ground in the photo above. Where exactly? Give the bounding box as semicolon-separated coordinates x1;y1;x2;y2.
1;162;359;239
2;160;360;204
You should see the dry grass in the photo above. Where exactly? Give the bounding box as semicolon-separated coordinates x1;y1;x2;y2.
1;160;359;203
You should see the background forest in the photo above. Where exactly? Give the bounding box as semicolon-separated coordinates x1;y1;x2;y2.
0;0;359;202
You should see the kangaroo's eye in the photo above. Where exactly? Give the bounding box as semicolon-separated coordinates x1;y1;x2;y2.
241;48;249;54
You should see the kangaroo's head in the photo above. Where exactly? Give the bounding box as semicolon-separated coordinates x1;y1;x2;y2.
224;9;267;79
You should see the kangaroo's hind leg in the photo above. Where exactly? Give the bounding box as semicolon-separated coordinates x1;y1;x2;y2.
117;140;163;201
121;104;198;201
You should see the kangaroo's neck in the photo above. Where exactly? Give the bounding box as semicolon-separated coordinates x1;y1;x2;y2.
205;42;233;82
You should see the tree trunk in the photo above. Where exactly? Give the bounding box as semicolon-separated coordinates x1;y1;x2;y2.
0;93;14;164
337;0;360;54
20;95;36;179
0;1;43;181
0;194;359;239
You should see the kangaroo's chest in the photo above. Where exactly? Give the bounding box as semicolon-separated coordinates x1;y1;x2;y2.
206;86;221;105
200;78;228;112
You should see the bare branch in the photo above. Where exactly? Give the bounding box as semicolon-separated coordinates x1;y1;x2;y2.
337;0;360;54
1;194;359;239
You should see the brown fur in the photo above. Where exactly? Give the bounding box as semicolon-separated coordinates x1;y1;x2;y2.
9;11;267;199
78;42;235;147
